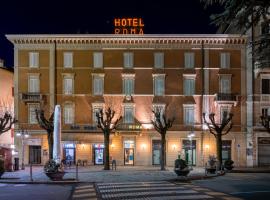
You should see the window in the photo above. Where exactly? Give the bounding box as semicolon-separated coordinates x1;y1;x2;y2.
154;52;164;68
92;105;103;124
184;105;194;125
219;75;231;93
123;52;133;68
184;78;195;96
262;108;270;117
220;106;229;123
93;52;103;68
154;75;165;96
29;52;39;68
220;53;230;69
63;52;73;68
123;77;134;95
152;104;165;121
64;104;74;124
93;74;104;95
28;104;39;124
261;21;270;34
124;106;134;123
63;76;73;95
262;79;270;94
28;75;40;93
184;52;194;68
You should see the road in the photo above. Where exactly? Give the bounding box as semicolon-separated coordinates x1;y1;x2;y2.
193;173;270;200
0;183;73;200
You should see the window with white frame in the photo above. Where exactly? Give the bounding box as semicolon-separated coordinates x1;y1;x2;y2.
93;52;103;68
184;105;195;125
63;76;73;95
184;52;195;68
92;104;104;124
124;105;134;123
152;104;165;121
262;107;270;117
28;75;40;93
123;52;133;68
184;77;195;96
219;75;231;93
154;75;165;96
64;104;74;124
28;104;39;124
220;53;230;69
122;75;134;95
29;52;39;68
154;52;164;68
220;106;229;123
93;74;104;95
262;78;270;94
63;52;73;68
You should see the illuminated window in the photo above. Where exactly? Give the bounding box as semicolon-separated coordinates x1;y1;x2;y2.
220;53;230;69
122;74;135;95
63;52;73;68
92;103;104;124
184;78;195;96
219;75;231;93
28;75;40;93
220;106;229;123
29;52;39;68
93;52;103;68
123;52;133;68
28;104;39;124
63;76;73;95
184;52;194;68
124;106;134;123
153;75;165;96
154;52;164;68
184;105;194;125
64;104;74;124
93;74;104;95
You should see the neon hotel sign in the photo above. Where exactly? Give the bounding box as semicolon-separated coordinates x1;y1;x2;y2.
114;18;144;34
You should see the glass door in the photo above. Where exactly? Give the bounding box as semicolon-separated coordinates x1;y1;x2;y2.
124;140;135;165
64;148;75;164
93;144;104;165
152;140;161;165
182;140;196;166
29;145;41;164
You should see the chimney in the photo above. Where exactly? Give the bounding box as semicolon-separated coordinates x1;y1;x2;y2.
0;59;3;67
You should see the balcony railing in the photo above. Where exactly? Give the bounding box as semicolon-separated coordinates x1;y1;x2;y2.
116;123;142;132
215;93;237;105
20;93;43;102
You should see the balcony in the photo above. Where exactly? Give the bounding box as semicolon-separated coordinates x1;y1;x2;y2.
215;93;238;105
20;93;43;102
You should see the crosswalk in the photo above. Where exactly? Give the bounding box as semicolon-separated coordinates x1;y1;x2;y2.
72;184;97;200
95;181;214;200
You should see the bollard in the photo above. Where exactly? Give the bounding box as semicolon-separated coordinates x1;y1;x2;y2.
76;163;79;181
30;163;33;181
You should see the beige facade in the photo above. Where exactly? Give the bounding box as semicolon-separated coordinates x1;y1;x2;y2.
7;34;247;167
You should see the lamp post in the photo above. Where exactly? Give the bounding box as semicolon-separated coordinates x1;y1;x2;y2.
188;132;195;169
16;129;29;170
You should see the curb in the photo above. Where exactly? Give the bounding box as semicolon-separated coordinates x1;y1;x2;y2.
230;170;270;173
171;171;226;182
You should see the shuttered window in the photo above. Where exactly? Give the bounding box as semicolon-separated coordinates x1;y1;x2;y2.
220;76;231;93
124;106;134;123
184;78;195;96
93;52;103;68
29;104;39;124
93;75;104;95
154;52;164;68
154;76;165;96
63;52;73;68
63;77;73;95
28;75;40;93
184;52;194;68
123;52;134;68
64;104;74;124
262;79;270;94
220;53;230;69
123;78;134;95
29;52;39;68
184;106;194;125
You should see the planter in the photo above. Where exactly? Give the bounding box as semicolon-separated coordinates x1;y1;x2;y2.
174;168;190;176
224;166;234;171
45;171;65;181
206;168;216;174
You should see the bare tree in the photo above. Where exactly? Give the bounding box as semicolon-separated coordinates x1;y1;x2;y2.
35;109;54;159
0;100;16;135
203;112;233;169
96;107;122;170
261;114;270;133
151;107;175;171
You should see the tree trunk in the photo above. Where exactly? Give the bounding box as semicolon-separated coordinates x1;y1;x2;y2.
48;131;54;160
160;133;166;171
104;130;110;170
216;133;222;170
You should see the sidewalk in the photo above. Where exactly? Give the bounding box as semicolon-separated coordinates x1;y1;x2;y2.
0;165;218;184
231;166;270;173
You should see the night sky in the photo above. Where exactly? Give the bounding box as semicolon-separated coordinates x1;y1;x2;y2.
0;0;221;68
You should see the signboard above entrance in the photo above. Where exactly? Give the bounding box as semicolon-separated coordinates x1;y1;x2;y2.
114;18;144;34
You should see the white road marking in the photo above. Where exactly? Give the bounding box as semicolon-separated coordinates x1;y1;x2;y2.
0;184;7;187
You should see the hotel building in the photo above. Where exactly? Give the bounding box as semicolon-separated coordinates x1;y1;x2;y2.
6;34;247;167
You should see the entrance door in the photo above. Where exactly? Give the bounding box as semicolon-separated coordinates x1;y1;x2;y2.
93;144;104;165
64;148;76;164
258;137;270;166
29;145;41;164
182;140;196;166
124;140;134;165
152;140;161;165
222;140;232;162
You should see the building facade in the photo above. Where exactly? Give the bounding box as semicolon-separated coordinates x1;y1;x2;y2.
7;34;247;167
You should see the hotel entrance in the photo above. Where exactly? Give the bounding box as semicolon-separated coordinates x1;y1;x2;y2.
182;140;196;166
124;140;134;165
63;143;76;165
93;144;104;165
152;140;161;165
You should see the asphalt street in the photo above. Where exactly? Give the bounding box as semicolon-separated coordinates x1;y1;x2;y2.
193;173;270;200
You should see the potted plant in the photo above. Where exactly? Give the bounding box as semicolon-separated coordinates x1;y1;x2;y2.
0;157;5;178
44;159;65;181
206;155;217;174
174;155;190;176
224;159;234;171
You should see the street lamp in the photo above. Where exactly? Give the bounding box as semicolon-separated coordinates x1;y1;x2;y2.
16;129;30;170
188;132;195;169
